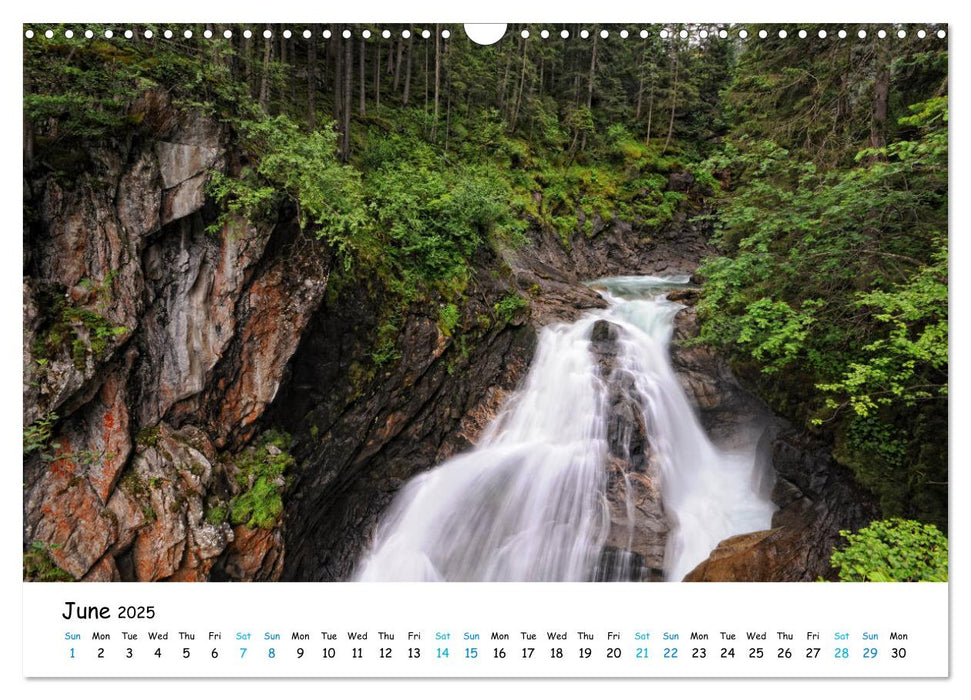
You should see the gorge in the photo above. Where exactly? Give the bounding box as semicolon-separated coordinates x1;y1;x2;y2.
23;24;946;584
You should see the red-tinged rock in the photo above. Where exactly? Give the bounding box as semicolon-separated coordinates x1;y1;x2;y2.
166;551;213;582
24;450;117;579
65;357;134;503
202;235;329;448
682;530;787;581
132;508;188;582
106;486;147;557
222;525;284;582
81;554;121;582
127;423;234;581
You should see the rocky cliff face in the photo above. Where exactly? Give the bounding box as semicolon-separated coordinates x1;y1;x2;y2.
23;94;327;581
269;247;536;581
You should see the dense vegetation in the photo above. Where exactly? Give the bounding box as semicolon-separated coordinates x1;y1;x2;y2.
694;31;948;529
24;24;947;557
830;519;948;582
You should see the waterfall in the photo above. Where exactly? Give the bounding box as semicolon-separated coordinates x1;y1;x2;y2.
354;276;776;582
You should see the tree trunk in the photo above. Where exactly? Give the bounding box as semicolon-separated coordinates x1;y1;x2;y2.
538;56;545;98
375;43;382;110
359;36;366;116
662;50;679;154
635;44;647;120
245;30;254;99
431;24;441;140
23;113;34;170
393;36;404;91
229;31;240;82
869;44;891;152
333;26;342;138
342;33;352;160
511;37;528;129
288;33;297;108
403;32;413;106
278;30;287;109
645;82;655;146
308;28;317;128
259;24;272;113
587;31;597;110
498;38;513;110
444;74;452;153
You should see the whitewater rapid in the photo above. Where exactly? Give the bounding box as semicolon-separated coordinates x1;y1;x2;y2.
354;276;775;582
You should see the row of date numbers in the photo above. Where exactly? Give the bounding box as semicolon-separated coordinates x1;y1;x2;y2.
69;645;909;660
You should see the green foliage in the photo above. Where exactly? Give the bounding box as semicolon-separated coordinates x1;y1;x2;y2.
494;293;529;324
23;542;74;582
136;425;162;449
370;315;404;367
817;243;948;418
366;160;514;285
830;519;948;582
438;304;460;337
230;479;283;530
32;281;129;372
24;412;58;455
697;96;948;526
65;308;130;366
229;431;295;530
209;116;368;268
205;503;229;526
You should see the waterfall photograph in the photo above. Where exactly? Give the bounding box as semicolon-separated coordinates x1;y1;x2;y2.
23;24;948;584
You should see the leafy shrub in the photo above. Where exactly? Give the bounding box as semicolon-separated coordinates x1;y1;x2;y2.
24;412;58;455
367;163;510;283
209;116;369;268
830;518;948;582
494;293;529;324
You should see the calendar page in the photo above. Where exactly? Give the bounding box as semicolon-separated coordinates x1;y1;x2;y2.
16;0;956;693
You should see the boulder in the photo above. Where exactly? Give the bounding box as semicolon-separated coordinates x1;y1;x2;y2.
667;171;696;193
683;430;880;581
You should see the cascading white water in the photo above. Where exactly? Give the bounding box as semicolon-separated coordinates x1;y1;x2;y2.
354;275;775;582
